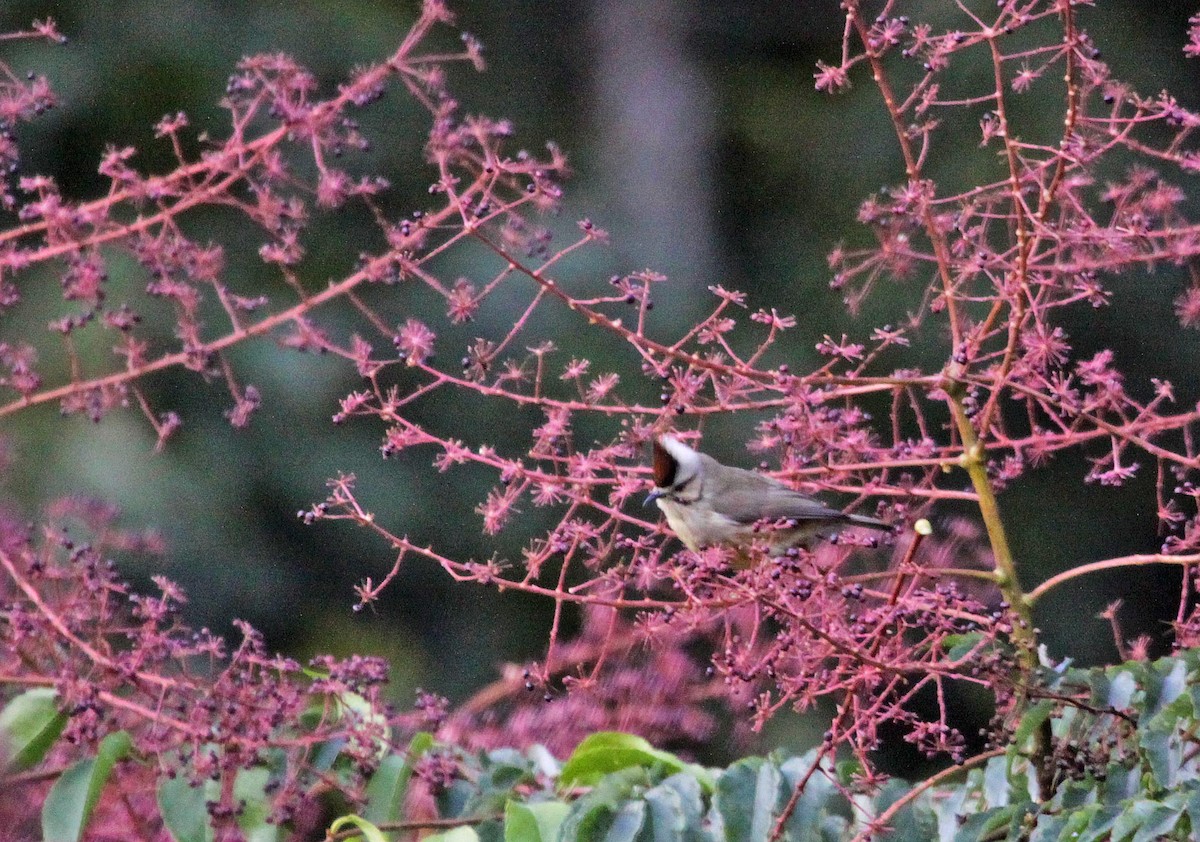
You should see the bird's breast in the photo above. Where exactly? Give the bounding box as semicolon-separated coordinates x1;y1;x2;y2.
655;498;746;552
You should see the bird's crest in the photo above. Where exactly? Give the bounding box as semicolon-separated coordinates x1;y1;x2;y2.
652;437;678;488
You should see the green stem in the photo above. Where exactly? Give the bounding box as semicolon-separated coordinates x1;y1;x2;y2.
944;376;1034;660
944;369;1052;796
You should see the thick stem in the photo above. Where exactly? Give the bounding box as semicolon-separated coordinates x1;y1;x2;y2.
944;369;1053;797
944;374;1034;661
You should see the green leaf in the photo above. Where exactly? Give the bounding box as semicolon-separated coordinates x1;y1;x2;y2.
870;778;936;842
603;799;647;842
560;732;686;788
505;800;570;842
329;814;389;842
310;737;347;773
234;766;279;842
779;755;849;842
953;804;1021;842
927;783;969;841
1026;812;1066;842
647;773;712;842
940;632;984;660
158;765;279;842
1079;803;1121;841
713;757;785;842
437;775;477;820
559;767;648;841
834;758;862;787
302;691;393;775
1158;658;1189;710
1110;798;1183;842
42;731;133;842
1141;666;1195;789
1106;669;1137;710
1141;706;1186;790
1087;670;1112;709
982;756;1010;807
1135;662;1167;719
466;748;538;816
1042;804;1096;842
642;782;685;842
748;760;790;841
1011;699;1054;752
158;773;212;842
0;687;67;772
364;732;434;826
1187;783;1200;831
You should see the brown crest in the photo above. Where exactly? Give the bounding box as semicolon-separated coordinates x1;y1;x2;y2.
652;437;677;488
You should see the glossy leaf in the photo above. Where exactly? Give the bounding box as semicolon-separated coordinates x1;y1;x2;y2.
42;731;132;842
560;732;687;788
504;800;569;842
364;732;434;826
158;773;212;842
0;687;67;772
328;814;389;842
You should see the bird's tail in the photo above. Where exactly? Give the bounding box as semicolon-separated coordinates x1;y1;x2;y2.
844;513;892;531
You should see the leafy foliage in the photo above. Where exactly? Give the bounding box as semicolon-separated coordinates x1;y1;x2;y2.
346;653;1200;842
11;650;1200;840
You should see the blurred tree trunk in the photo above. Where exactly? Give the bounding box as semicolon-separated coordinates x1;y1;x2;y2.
589;0;719;313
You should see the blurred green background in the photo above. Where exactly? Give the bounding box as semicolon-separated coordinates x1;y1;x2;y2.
2;0;1200;763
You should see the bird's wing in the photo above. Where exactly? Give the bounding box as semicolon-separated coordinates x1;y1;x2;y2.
728;486;850;524
705;464;849;525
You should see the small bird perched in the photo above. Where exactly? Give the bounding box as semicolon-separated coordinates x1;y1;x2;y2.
645;434;891;560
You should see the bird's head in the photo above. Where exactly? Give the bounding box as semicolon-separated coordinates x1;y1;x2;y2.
645;434;704;506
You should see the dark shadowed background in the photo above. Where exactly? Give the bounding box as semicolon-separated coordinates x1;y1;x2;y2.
2;0;1200;763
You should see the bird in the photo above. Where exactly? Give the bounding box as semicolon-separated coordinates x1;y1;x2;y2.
644;434;891;561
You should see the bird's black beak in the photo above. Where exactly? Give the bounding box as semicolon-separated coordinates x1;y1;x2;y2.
644;489;666;507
